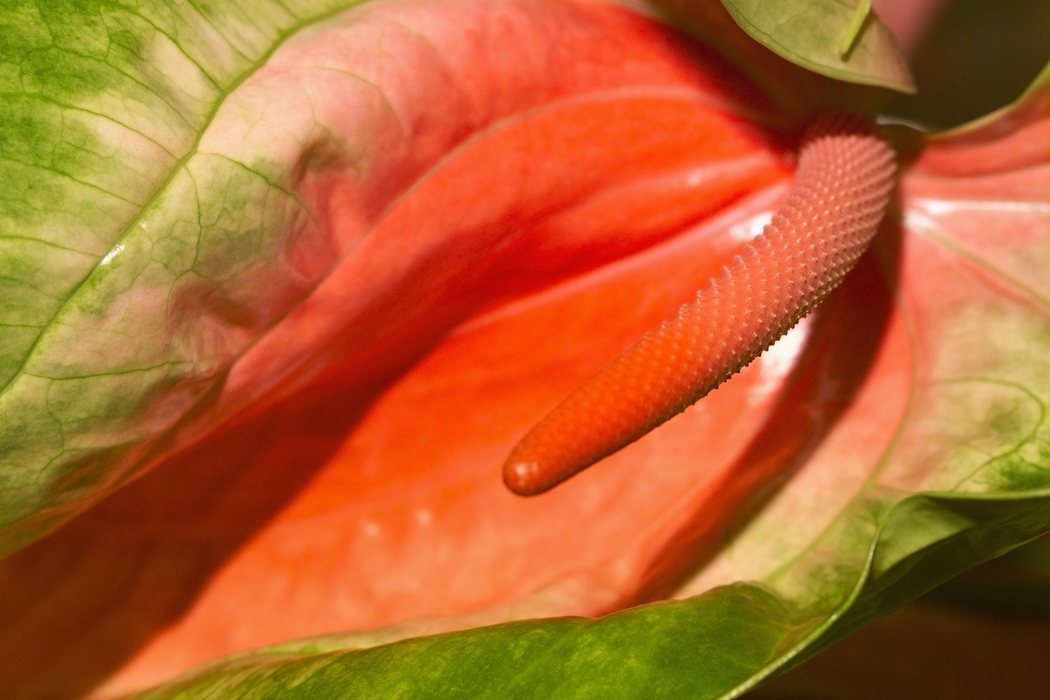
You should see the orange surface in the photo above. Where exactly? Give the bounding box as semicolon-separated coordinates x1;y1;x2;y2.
0;1;799;698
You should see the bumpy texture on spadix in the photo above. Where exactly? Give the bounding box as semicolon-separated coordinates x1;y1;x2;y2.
504;113;896;495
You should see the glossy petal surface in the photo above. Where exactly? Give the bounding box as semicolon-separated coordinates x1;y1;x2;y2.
0;1;1047;699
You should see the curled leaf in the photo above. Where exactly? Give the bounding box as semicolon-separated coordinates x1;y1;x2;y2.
720;0;916;93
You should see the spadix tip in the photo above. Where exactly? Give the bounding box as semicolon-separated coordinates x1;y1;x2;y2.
503;459;548;497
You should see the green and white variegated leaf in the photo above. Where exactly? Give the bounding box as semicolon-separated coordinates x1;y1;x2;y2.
1;0;390;553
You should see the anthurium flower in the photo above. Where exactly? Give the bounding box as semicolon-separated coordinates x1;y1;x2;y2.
0;0;1046;698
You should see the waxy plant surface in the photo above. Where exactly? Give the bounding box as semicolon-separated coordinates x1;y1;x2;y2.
0;0;1046;698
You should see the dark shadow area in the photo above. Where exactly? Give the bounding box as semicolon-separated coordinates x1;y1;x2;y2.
743;598;1050;700
630;201;905;604
885;0;1050;130
923;533;1050;617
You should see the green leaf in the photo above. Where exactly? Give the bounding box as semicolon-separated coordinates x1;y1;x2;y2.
719;0;916;94
0;0;365;554
126;584;818;699
121;495;1050;699
641;0;903;119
